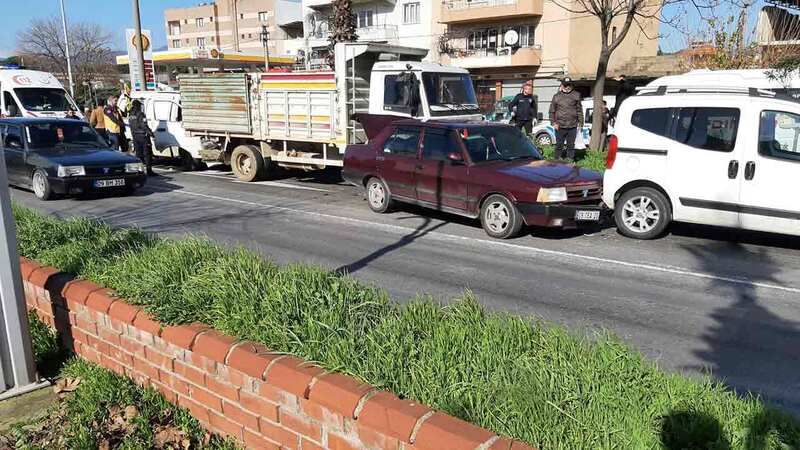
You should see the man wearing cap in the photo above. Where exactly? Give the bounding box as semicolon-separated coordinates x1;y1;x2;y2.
549;77;583;161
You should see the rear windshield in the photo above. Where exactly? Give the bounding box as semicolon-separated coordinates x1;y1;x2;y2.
26;122;106;150
461;126;542;163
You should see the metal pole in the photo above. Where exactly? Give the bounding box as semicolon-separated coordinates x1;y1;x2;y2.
132;0;147;91
59;0;75;98
262;25;270;72
231;0;240;52
0;151;37;396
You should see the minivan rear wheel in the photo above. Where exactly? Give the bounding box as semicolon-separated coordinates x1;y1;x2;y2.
481;194;524;239
615;187;671;239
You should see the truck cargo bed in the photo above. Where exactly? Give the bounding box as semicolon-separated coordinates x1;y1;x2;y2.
179;74;252;135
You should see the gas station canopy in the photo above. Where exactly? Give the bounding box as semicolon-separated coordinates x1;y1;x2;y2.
115;47;296;69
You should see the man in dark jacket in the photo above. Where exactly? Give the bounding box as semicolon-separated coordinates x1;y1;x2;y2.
612;74;635;119
128;100;155;176
508;83;538;135
549;77;583;161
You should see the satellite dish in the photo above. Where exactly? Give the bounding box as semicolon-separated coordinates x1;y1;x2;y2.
504;30;520;47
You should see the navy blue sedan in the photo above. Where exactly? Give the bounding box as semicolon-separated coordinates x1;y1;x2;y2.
0;118;146;200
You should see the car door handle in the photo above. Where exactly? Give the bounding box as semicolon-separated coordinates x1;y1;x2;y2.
727;160;739;179
744;161;756;180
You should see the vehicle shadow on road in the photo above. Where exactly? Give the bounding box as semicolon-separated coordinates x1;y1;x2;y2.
670;222;800;251
683;241;800;445
334;216;448;276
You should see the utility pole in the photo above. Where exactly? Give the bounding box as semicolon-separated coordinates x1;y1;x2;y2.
58;0;75;98
0;149;37;399
131;0;147;91
231;0;241;52
261;25;270;72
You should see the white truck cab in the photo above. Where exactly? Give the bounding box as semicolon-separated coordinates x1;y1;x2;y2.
120;90;205;170
0;69;82;119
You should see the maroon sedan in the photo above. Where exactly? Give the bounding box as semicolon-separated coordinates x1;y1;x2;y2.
343;119;604;239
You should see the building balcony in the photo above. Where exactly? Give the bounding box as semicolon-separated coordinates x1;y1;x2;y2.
441;0;543;24
446;46;542;69
357;24;399;42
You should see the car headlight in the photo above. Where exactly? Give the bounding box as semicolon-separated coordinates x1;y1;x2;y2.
125;163;145;173
57;165;85;177
537;187;568;203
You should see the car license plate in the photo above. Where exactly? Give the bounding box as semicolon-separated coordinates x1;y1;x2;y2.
94;179;125;188
575;210;600;221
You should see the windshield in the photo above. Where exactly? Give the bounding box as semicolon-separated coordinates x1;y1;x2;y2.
26;122;106;150
422;73;480;117
14;88;74;112
461;126;542;163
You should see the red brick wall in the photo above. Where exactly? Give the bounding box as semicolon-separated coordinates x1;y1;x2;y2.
20;257;535;450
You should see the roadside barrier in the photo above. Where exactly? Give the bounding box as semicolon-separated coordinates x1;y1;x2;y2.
20;257;536;450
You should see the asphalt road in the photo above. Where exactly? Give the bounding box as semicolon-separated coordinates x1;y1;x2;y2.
11;164;800;412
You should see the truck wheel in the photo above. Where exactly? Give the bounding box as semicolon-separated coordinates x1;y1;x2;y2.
180;149;206;172
366;177;393;213
614;187;672;240
231;145;264;182
480;194;523;239
535;133;553;147
31;169;55;201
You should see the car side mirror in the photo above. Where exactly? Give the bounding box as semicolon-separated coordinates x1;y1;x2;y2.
447;152;464;164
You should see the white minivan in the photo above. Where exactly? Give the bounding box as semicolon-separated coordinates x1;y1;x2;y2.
120;91;205;170
603;86;800;239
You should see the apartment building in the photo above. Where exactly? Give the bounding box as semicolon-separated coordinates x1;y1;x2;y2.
164;0;304;57
438;0;659;113
302;0;444;65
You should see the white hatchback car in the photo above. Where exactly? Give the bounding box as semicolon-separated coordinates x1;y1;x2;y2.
603;86;800;239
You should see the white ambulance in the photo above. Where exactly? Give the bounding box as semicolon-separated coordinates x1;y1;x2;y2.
0;68;82;119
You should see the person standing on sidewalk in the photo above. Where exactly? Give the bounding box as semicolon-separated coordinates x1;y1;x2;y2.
103;96;126;151
549;77;583;161
508;82;538;135
89;99;108;142
128;100;155;176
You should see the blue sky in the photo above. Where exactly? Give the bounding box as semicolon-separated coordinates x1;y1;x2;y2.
0;0;764;58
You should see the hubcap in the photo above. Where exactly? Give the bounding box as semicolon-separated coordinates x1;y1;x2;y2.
33;173;46;198
368;182;385;208
537;135;552;146
485;201;510;233
236;153;252;175
621;195;660;233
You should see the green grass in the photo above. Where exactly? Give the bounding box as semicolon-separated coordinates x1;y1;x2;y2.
7;359;237;449
14;205;800;449
27;311;65;377
538;144;608;173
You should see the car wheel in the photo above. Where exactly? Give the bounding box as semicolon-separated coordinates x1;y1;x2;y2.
180;149;206;172
615;187;672;240
365;177;392;213
480;194;523;239
535;132;553;147
31;169;54;201
231;145;264;182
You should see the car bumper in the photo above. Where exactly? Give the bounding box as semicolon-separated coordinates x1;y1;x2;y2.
48;174;148;195
517;202;610;228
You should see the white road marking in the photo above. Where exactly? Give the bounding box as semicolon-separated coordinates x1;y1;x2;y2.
233;180;329;192
147;186;800;295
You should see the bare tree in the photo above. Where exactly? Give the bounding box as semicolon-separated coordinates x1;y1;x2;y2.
326;0;359;68
552;0;714;149
17;17;117;106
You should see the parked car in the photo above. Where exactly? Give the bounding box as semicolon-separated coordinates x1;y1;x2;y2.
343;119;604;239
0;118;147;200
603;86;800;239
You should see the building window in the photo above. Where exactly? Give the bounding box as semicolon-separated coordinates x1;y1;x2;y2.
240;13;244;19
403;2;420;24
242;34;246;39
358;10;374;28
466;25;534;52
172;39;181;48
210;16;214;22
185;38;190;44
248;33;253;38
259;11;270;22
611;26;617;42
211;36;215;42
168;21;181;35
196;17;205;27
184;19;188;24
197;37;206;49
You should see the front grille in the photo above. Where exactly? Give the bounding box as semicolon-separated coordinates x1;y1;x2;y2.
566;185;602;202
85;166;126;176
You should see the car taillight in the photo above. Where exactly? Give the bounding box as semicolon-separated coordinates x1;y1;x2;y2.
606;135;618;169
